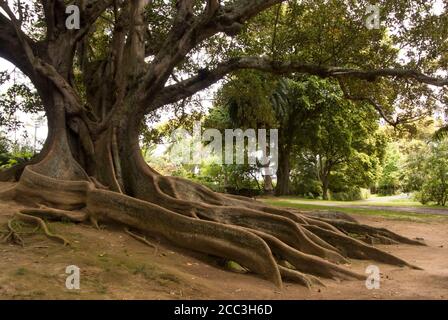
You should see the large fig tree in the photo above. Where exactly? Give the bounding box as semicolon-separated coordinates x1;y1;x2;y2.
0;0;446;287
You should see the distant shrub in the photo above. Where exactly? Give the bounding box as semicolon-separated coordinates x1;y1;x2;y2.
291;179;322;199
330;187;370;201
415;180;448;206
377;184;399;196
412;140;448;206
0;148;34;169
0;138;34;169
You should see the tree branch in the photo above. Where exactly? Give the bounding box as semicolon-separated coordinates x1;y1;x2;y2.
40;0;67;40
152;56;448;111
336;80;398;126
137;0;285;115
1;2;85;114
74;0;115;42
0;7;37;77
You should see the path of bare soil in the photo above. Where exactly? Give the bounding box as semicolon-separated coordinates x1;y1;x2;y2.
0;182;447;299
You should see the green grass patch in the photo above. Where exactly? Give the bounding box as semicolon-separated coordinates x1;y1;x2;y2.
261;198;448;222
131;263;180;286
14;267;28;276
268;195;445;208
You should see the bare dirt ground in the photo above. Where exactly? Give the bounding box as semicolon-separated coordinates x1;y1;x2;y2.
0;182;447;300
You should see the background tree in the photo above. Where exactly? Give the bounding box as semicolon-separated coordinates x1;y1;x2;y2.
415;139;448;206
203;99;266;195
302;95;385;200
211;71;277;194
269;76;333;195
0;133;10;166
215;74;344;196
377;142;404;195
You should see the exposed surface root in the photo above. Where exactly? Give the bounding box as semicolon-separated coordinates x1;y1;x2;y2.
2;165;425;288
278;265;323;288
298;210;359;223
248;228;365;281
303;225;422;269
195;207;349;265
0;184;17;201
20;207;87;223
2;219;25;246
13;212;71;246
124;227;157;252
86;188;283;287
317;219;426;246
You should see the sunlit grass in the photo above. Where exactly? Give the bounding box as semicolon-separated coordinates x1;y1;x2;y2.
261;198;448;222
262;195;445;208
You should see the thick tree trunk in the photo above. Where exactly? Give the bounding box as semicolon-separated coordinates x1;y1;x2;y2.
263;175;274;195
322;177;330;200
275;147;291;196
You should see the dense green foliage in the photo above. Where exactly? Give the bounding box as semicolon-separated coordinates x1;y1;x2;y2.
414;140;448;206
0;134;34;169
210;73;387;199
373;119;448;206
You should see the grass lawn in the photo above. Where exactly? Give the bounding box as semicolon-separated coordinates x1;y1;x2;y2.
260;196;448;222
265;195;445;207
